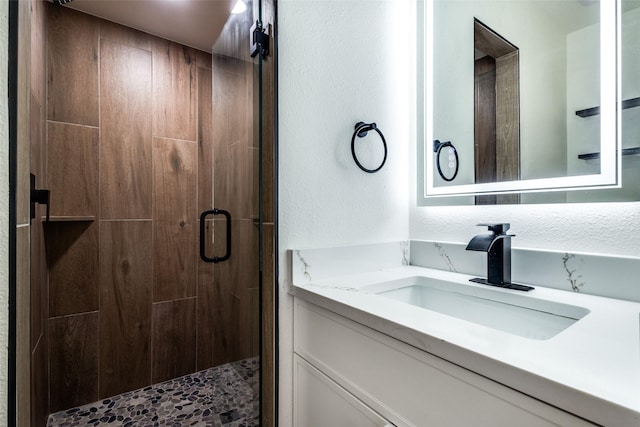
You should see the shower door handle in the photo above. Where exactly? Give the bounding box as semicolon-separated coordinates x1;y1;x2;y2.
30;173;50;223
199;209;231;263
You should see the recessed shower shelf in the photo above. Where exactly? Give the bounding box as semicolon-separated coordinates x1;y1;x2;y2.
578;147;640;160
43;215;96;222
575;97;640;118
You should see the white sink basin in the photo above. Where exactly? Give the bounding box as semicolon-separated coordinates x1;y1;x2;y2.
362;276;589;340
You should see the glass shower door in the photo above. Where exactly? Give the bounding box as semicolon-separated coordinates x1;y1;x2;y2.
198;0;273;424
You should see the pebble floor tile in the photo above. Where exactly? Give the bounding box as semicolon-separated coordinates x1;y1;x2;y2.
47;357;259;427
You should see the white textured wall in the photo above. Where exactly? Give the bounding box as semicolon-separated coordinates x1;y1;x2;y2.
278;0;413;424
0;1;10;424
410;202;640;257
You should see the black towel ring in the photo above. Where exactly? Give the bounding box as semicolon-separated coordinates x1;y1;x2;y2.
351;122;387;173
433;140;459;182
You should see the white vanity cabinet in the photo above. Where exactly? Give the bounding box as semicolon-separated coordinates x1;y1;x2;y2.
293;298;597;427
294;354;396;426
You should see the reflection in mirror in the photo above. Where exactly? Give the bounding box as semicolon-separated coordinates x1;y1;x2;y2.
434;140;460;182
423;0;621;201
569;0;640;202
473;19;520;204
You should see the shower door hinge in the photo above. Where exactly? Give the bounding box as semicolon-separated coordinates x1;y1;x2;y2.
250;21;270;59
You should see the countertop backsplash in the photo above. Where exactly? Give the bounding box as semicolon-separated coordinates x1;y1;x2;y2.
291;241;409;286
291;240;640;303
411;240;640;303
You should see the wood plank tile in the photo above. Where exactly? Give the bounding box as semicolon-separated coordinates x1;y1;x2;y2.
18;5;46;424
31;337;49;427
99;221;152;398
196;50;212;70
151;298;197;383
153;138;197;302
28;0;46;290
152;39;197;141
46;221;99;317
261;42;276;223
30;213;44;350
212;130;230;213
46;4;99;126
16;226;31;426
196;219;215;370
247;61;258;150
252;148;259;220
30;0;46;107
261;223;275;427
49;312;99;412
207;219;259;366
236;221;259;361
16;0;31;227
208;289;258;366
16;117;30;226
234;144;257;221
30;93;44;205
212;55;251;149
47;121;99;217
196;218;260;368
212;55;256;220
260;11;276;426
240;287;260;360
214;144;256;222
215;219;259;297
30;95;46;351
210;296;242;367
100;38;153;219
198;66;214;214
99;20;152;51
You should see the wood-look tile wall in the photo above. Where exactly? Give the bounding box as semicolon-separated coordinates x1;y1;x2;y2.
44;3;264;413
99;37;152;219
45;5;101;413
98;220;152;398
17;0;50;426
260;3;277;424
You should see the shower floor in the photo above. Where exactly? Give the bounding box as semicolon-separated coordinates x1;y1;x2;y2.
47;357;259;427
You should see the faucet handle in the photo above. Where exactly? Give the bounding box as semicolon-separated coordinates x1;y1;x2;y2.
476;223;510;235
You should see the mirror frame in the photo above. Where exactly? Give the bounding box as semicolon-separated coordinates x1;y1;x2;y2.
422;0;621;198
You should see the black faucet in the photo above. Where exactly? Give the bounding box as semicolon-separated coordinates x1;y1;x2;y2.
466;223;534;291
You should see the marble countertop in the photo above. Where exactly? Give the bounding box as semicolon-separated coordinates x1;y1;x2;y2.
292;265;640;427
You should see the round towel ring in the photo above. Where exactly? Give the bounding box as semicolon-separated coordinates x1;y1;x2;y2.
434;140;459;182
351;122;387;173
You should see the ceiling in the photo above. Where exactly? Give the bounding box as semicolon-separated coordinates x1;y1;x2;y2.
64;0;236;52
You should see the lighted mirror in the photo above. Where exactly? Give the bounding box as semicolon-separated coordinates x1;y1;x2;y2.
423;0;623;200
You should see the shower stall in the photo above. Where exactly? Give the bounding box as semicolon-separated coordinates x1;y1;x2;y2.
12;0;276;425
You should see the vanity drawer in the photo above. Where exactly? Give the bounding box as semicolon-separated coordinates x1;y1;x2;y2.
294;354;395;427
294;299;596;427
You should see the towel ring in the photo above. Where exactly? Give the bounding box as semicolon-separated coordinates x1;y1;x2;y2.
351;122;387;173
433;140;459;182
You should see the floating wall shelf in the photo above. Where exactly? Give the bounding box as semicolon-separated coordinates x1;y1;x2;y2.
578;147;640;160
575;97;640;118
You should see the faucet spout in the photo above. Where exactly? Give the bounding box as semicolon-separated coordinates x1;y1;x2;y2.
465;223;534;291
465;234;495;252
